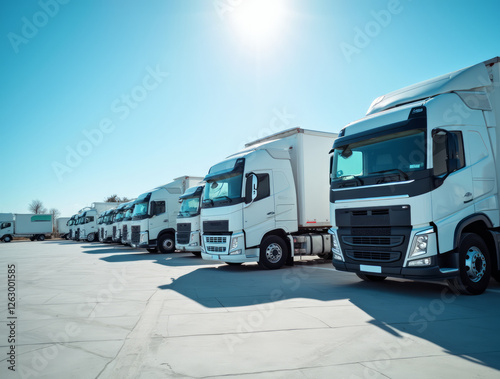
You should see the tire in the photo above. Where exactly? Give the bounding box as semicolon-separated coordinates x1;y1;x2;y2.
192;252;202;257
447;233;491;295
87;233;95;242
259;235;288;269
147;248;158;253
30;236;35;241
158;233;175;254
37;235;45;241
3;236;12;243
356;273;387;281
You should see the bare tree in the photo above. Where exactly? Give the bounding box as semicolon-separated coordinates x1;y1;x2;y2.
29;200;47;214
49;208;60;234
104;195;131;202
105;194;120;202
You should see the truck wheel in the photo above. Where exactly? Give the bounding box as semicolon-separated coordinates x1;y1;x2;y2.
259;235;288;269
37;235;45;241
356;273;387;281
30;236;35;241
158;233;175;254
87;233;95;242
3;236;12;243
447;233;491;295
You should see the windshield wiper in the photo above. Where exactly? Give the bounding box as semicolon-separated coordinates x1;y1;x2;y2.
214;196;233;203
337;175;364;186
370;169;409;181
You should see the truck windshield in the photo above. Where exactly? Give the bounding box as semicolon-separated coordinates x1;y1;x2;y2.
132;202;149;219
116;212;124;222
203;172;243;207
123;207;134;221
178;196;201;218
332;129;426;182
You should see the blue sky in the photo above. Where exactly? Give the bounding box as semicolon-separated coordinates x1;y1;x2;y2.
1;0;500;217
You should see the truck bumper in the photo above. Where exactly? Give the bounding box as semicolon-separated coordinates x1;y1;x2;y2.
332;259;459;281
201;251;258;263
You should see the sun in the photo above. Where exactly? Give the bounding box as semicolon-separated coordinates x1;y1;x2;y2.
230;0;288;48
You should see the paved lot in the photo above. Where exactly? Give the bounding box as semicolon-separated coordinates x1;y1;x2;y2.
1;240;500;378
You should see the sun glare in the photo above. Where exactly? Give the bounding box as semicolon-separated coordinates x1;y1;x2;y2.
231;0;288;48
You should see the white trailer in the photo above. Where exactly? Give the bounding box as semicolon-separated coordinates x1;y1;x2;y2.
176;184;205;256
56;217;70;239
329;57;500;295
1;214;53;242
130;176;204;253
200;127;337;269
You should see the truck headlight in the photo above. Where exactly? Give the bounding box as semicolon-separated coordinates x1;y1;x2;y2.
139;232;148;244
409;229;434;258
329;228;344;262
229;233;243;255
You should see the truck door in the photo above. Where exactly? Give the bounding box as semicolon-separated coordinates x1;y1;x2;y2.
431;130;473;252
149;200;166;240
244;171;275;248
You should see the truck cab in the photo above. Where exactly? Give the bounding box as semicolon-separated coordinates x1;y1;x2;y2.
130;176;203;253
176;185;204;256
329;57;500;294
200;128;336;269
121;202;136;245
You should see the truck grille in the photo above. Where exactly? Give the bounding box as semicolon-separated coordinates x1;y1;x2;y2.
123;225;128;240
131;225;140;244
342;236;403;247
177;223;191;232
346;250;401;262
207;246;226;253
205;236;227;244
177;232;190;244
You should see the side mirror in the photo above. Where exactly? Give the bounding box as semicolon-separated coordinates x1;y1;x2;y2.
245;173;259;204
85;217;90;223
150;201;156;216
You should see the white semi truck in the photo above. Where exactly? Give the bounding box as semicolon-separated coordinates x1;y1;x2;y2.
67;214;78;240
131;176;203;253
100;208;118;243
0;214;53;242
176;184;205;256
112;202;132;243
79;202;122;242
200;128;337;269
56;217;70;239
121;202;136;245
329;57;500;295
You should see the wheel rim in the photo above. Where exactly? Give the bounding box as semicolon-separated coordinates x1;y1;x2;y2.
163;238;173;251
265;243;283;264
465;246;486;283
